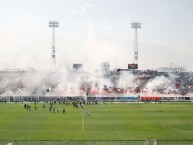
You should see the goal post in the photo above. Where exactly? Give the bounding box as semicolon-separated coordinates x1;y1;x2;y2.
145;139;157;145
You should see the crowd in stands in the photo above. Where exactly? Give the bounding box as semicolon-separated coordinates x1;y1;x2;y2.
0;71;193;97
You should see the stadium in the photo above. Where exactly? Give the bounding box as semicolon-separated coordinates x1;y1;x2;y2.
1;23;193;144
1;20;193;145
1;64;193;145
1;1;193;144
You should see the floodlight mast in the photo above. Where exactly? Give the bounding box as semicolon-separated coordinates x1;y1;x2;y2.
131;22;141;66
49;21;59;70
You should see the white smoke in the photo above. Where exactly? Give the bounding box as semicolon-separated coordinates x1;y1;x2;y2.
0;65;116;96
145;74;176;95
116;71;138;89
0;65;191;97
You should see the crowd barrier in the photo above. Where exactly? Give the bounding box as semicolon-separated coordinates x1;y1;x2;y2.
0;140;145;145
1;140;193;145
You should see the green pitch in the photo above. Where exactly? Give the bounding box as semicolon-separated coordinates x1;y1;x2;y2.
0;102;193;140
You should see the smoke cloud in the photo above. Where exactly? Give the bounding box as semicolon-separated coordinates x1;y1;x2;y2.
0;62;192;97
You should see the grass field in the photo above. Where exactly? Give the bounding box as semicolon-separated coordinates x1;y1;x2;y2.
0;102;193;140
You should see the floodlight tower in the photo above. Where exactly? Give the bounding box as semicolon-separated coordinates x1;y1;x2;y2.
49;20;59;69
131;22;141;65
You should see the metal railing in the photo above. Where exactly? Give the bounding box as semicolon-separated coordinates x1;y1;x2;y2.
0;140;146;145
1;140;193;145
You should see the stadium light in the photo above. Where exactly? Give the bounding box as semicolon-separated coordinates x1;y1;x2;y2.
49;20;59;70
131;22;141;66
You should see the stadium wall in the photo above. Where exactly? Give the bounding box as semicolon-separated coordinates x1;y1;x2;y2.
0;96;193;102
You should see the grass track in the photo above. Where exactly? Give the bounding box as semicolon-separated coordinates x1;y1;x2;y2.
0;102;193;140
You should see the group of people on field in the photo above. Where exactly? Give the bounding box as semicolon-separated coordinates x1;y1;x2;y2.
23;101;66;114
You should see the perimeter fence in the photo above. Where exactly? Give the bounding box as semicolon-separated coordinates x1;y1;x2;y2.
1;140;193;145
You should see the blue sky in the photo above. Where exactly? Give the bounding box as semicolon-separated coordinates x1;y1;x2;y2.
0;0;193;70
